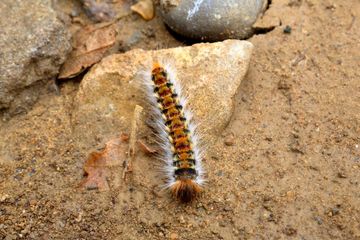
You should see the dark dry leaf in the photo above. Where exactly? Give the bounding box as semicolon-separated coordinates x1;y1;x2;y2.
59;23;117;79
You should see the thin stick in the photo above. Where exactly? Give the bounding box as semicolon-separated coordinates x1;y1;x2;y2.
347;12;356;31
123;105;143;180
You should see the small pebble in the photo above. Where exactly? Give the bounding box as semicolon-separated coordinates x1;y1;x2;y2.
70;9;79;17
283;25;292;34
223;206;232;212
267;213;275;222
265;136;273;141
329;205;341;216
219;220;227;227
179;215;185;224
314;216;323;225
337;171;346;178
0;194;9;202
170;232;179;240
216;170;224;176
29;199;37;206
224;133;235;146
283;225;297;236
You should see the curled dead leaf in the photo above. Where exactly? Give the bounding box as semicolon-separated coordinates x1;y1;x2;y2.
79;136;127;191
131;0;155;21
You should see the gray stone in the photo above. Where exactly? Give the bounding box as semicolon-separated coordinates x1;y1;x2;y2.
0;0;71;111
160;0;267;41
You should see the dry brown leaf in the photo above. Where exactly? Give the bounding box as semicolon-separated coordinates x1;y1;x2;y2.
79;136;127;191
59;48;107;79
131;0;155;21
73;24;117;52
59;23;117;79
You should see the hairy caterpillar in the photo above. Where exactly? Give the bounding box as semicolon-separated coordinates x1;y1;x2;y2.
144;62;205;202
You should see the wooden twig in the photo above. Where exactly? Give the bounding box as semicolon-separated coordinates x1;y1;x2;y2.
347;12;356;31
122;105;143;180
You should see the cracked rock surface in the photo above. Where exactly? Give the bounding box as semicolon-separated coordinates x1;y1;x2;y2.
0;0;71;112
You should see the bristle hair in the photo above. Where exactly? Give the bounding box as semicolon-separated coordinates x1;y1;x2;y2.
170;179;202;203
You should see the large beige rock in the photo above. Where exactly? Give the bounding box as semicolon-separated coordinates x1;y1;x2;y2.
73;40;253;149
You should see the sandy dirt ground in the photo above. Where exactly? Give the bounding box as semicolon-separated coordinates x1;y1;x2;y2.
0;0;359;239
